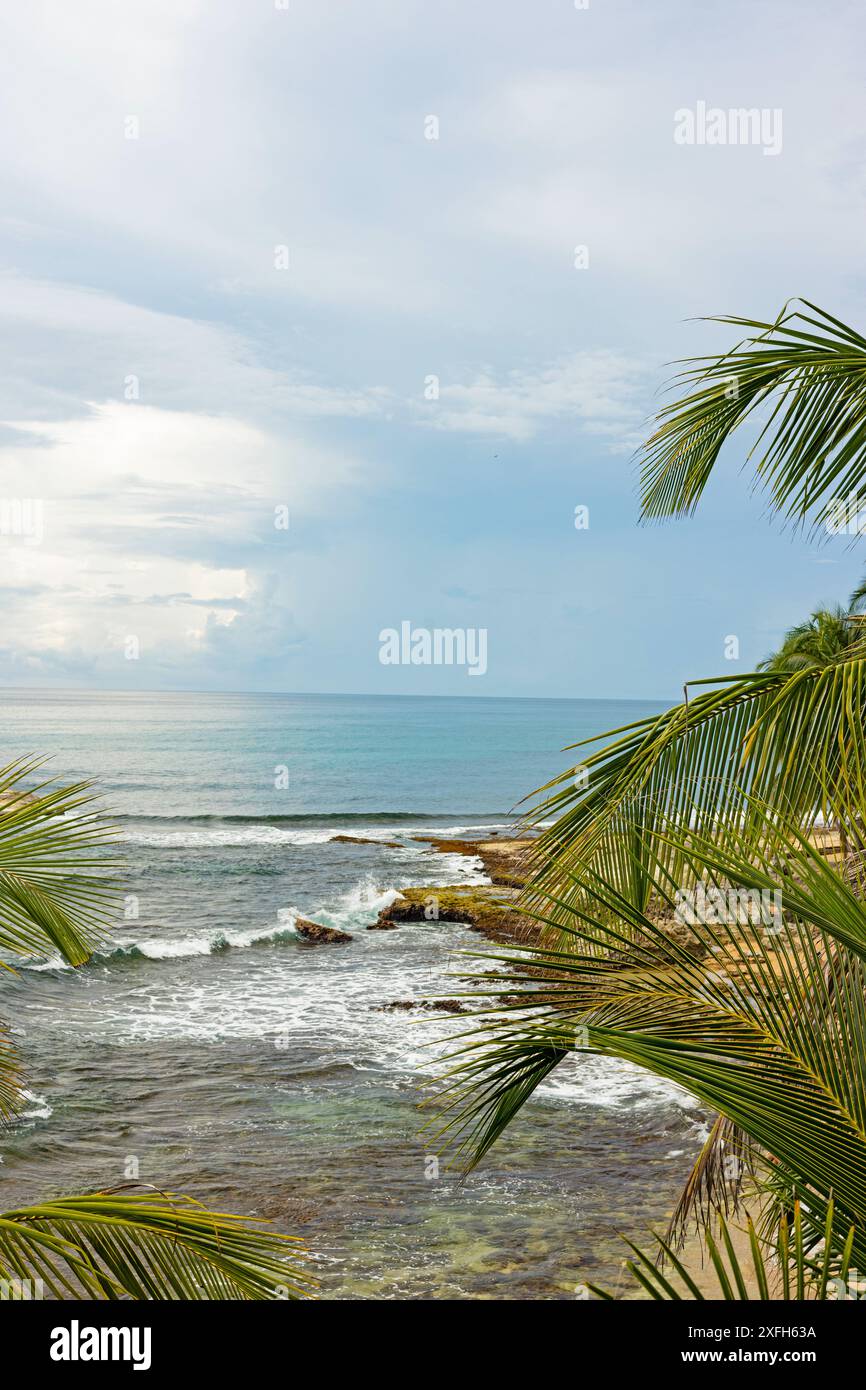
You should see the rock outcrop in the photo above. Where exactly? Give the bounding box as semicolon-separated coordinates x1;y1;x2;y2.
412;835;535;887
330;834;402;849
293;916;353;944
370;885;534;944
375;998;469;1014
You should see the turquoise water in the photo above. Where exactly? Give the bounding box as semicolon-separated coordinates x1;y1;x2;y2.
0;689;703;1299
0;688;663;818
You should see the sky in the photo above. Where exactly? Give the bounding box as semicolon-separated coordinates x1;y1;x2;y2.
1;0;865;699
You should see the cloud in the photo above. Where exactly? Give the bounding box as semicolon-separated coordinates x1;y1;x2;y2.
1;1;865;696
417;351;648;444
0;399;366;682
0;274;393;427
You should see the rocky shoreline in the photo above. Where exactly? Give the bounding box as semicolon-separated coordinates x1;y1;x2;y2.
373;836;538;943
294;830;724;964
293;835;540;946
298;825;849;950
411;833;535;887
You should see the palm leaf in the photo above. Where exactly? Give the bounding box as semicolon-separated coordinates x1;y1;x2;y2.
434;800;866;1268
0;1022;20;1122
590;1203;854;1301
666;1114;755;1247
639;300;866;534
0;757;120;965
0;759;317;1300
0;1189;313;1300
523;652;866;931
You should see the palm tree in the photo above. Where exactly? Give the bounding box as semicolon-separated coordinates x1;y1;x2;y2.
0;757;311;1300
522;302;866;932
434;795;866;1298
758;604;853;672
434;300;866;1299
461;298;866;1295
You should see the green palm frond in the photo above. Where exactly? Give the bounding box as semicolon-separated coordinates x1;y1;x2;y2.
591;1203;855;1301
0;1189;312;1300
0;1022;20;1121
0;757;120;966
0;758;317;1300
434;799;866;1271
523;652;866;931
639;300;866;534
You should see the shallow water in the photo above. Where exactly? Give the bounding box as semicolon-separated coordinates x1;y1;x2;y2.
0;689;702;1299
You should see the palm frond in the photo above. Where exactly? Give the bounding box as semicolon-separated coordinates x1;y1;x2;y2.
639;300;866;535
590;1203;854;1301
0;1022;21;1121
434;799;866;1268
0;1189;313;1300
666;1114;756;1249
0;761;317;1301
757;605;858;672
0;757;120;965
523;652;866;932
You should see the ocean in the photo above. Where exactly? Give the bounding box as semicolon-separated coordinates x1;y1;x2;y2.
0;689;704;1299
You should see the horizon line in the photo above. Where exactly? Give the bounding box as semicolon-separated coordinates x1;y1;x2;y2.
0;684;673;705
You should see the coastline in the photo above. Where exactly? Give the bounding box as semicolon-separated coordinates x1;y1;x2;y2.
0;690;713;1299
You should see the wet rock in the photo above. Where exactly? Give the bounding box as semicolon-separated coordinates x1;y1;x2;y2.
410;835;536;887
373;886;534;944
375;998;470;1014
293;916;353;945
330;834;403;849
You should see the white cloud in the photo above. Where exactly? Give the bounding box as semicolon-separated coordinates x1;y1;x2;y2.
1;0;864;695
0;274;393;425
0;400;367;680
418;351;648;444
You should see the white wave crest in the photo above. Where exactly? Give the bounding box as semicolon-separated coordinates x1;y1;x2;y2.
124;826;338;848
17;1088;54;1121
